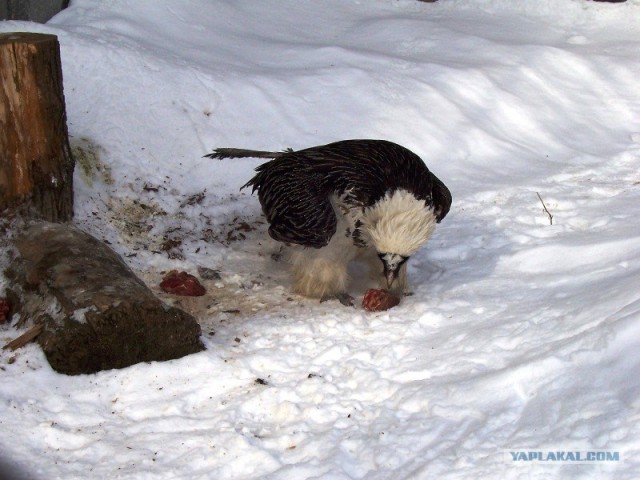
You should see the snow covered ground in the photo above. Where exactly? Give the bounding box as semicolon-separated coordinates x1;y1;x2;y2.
1;0;640;478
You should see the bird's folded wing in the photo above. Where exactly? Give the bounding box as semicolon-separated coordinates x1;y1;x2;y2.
260;172;337;248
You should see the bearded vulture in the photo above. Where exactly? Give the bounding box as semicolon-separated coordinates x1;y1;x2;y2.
206;139;451;305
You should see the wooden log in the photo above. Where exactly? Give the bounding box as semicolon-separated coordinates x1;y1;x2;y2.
5;222;204;375
0;32;74;222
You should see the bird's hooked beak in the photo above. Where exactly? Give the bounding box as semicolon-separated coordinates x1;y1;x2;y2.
378;253;409;289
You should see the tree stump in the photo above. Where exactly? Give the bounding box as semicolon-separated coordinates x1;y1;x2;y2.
0;32;74;222
0;34;206;375
5;222;205;375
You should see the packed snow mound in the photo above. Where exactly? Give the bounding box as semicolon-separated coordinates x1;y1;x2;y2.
1;1;640;479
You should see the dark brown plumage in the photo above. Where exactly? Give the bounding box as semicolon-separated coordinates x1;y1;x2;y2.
206;139;451;249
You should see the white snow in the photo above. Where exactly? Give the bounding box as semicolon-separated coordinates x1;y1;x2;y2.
1;0;640;479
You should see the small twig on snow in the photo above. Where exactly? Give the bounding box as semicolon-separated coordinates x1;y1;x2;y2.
536;192;553;225
2;324;44;351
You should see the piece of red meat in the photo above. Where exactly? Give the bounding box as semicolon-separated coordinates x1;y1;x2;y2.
0;298;11;323
160;271;206;296
362;289;400;311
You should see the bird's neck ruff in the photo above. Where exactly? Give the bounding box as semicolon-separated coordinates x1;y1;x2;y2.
363;189;437;256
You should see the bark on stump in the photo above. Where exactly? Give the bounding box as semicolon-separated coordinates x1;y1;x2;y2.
5;222;205;375
0;32;74;222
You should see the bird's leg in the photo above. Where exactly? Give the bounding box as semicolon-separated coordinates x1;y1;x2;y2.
320;292;355;307
271;246;284;262
289;249;352;303
336;292;355;306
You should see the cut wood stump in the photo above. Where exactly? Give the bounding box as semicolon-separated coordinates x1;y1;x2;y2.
0;32;74;222
5;222;205;375
0;33;205;375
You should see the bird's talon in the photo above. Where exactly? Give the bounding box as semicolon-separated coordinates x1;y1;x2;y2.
320;293;354;307
335;292;355;307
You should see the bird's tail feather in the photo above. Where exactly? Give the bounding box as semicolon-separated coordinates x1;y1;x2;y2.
204;148;293;160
